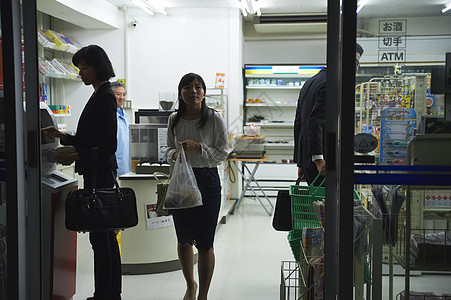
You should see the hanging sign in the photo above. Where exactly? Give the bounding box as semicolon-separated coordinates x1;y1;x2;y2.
377;19;407;64
378;50;406;63
378;20;407;35
354;133;378;153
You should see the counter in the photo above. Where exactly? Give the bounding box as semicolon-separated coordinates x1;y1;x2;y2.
118;173;187;274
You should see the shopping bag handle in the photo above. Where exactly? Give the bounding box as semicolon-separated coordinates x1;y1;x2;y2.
153;172;170;183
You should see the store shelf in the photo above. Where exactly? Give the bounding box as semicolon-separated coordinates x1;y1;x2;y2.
246;86;302;90
53;114;72;117
245;73;318;79
246;122;294;127
245;103;297;107
266;142;294;148
43;74;81;81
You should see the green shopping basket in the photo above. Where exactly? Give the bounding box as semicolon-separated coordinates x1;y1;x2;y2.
289;174;361;231
289;175;324;231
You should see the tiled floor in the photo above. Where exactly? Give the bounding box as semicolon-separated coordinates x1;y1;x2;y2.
72;198;451;300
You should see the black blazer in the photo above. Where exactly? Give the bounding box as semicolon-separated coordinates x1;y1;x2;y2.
293;68;327;169
63;82;117;185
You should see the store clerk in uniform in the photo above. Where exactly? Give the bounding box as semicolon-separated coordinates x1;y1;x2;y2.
112;81;130;176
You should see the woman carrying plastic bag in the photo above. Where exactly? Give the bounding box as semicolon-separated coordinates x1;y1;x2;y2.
164;73;228;300
163;146;202;209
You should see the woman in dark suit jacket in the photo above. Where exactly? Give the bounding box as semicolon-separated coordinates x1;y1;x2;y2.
42;45;121;300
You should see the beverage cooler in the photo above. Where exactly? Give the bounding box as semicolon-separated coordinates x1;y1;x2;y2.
40;103;78;300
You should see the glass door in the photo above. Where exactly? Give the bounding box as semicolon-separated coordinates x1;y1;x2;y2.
1;1;41;299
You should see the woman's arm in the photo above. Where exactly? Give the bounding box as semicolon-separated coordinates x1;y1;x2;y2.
197;112;228;164
166;114;179;163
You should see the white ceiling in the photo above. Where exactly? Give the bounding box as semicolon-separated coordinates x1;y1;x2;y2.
106;0;450;18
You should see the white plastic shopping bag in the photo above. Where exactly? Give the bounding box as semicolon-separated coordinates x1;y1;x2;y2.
163;147;202;209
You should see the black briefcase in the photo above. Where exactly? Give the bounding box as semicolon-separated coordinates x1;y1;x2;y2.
65;149;138;232
65;184;138;232
272;190;292;231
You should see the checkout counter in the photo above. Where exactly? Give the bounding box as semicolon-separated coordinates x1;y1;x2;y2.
119;173;184;274
119;111;191;274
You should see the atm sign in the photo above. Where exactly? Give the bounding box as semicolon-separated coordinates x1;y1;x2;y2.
378;50;406;63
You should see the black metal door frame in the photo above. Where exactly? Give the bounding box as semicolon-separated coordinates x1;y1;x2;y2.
1;0;41;299
324;0;358;298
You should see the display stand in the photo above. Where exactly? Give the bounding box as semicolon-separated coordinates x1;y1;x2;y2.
227;155;274;216
393;134;451;299
354;134;451;299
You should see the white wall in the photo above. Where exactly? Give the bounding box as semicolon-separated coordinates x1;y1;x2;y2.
243;22;327;64
242;15;451;66
123;7;243;128
51;18;127;132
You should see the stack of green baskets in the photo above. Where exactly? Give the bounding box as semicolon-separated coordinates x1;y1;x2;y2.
287;175;361;262
287;175;323;262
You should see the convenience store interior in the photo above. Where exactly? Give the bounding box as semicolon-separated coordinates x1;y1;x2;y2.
1;0;451;299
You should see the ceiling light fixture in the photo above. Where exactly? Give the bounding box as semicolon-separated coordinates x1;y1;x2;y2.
252;0;261;16
129;0;167;16
147;0;168;15
238;0;261;17
442;1;451;13
356;0;368;13
239;0;248;17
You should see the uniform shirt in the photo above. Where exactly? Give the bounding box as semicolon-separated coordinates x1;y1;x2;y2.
116;107;130;176
166;111;228;168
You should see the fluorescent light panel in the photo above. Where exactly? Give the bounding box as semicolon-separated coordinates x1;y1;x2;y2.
356;0;368;13
239;0;248;17
130;0;168;16
252;0;261;16
443;2;451;13
130;0;154;15
239;0;261;16
147;0;168;15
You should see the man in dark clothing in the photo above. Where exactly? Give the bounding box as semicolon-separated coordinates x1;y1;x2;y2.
293;43;364;185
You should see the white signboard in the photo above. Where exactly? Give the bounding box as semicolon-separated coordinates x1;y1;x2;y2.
378;36;406;49
378;50;406;63
158;128;168;162
145;203;173;230
378;20;407;35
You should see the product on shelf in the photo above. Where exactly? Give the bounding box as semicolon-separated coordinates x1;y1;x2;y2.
233;135;266;158
39;82;49;103
60;61;80;79
49;104;71;116
45;30;80;53
48;58;68;78
37;29;56;49
38;56;53;76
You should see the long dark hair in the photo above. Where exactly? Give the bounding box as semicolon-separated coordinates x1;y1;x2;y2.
72;45;115;81
171;73;213;134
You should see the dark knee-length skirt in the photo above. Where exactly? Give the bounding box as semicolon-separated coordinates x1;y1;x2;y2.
171;167;222;250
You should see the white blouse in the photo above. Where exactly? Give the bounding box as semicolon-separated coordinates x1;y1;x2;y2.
166;111;228;168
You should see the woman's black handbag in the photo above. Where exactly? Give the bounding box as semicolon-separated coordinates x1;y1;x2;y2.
65;151;138;232
272;189;292;231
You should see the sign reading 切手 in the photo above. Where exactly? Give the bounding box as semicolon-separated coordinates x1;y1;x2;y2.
378;19;407;63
